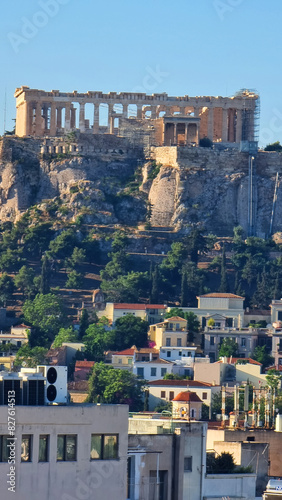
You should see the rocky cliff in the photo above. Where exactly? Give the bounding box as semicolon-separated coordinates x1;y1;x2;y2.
1;136;282;237
149;146;282;237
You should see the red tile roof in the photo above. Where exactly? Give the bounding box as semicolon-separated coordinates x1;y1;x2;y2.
75;360;95;369
173;391;202;402
225;357;262;366
149;380;217;387
113;303;166;310
165;316;187;321
113;349;135;356
198;293;244;299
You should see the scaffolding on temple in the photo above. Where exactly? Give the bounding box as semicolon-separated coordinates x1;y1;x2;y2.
234;88;260;142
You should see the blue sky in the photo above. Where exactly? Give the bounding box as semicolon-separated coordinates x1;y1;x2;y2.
1;0;282;146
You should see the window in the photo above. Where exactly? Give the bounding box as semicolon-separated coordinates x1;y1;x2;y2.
278;311;282;321
169;391;174;401
166;338;171;347
0;436;10;462
210;336;214;346
91;434;118;460
39;435;49;462
166;351;171;358
21;435;32;462
179;351;182;356
128;358;132;365
184;369;190;377
184;456;192;472
161;368;167;377
161;391;166;398
241;338;246;347
177;338;182;347
57;435;77;461
176;323;180;330
151;368;157;377
17;341;21;347
202;392;207;400
118;359;122;364
137;367;144;378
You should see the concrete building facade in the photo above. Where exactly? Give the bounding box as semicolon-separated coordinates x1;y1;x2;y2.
0;404;128;500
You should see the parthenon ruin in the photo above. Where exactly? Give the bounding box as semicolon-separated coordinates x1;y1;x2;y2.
14;86;259;146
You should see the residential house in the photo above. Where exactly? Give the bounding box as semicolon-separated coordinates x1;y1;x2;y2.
133;358;173;381
111;348;135;370
100;303;166;325
203;326;264;362
148;379;220;411
149;316;188;350
0;324;30;349
170;292;245;328
194;358;267;388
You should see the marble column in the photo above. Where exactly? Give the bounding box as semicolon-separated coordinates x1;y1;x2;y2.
57;107;62;129
185;124;188;144
50;103;56;136
236;109;242;143
79;103;85;132
35;102;42;136
108;104;113;131
123;104;128;119
151;106;157;119
93;104;99;133
65;103;71;132
222;108;228;142
137;105;142;119
173;124;177;144
70;107;76;129
208;107;214;141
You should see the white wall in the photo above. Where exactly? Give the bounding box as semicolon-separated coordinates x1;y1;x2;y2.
0;404;128;500
203;473;256;500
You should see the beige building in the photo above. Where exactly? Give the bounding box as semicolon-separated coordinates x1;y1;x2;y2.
100;303;166;325
0;404;128;500
149;316;188;350
0;324;30;348
173;292;245;329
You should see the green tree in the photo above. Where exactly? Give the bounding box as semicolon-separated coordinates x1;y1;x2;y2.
207;452;236;473
165;307;185;319
86;362;145;411
23;293;65;346
264;141;282;152
112;315;148;351
218;338;239;358
14;265;36;299
83;321;115;361
0;273;15;306
185;311;200;343
219;244;229;293
0;248;24;272
180;267;189;307
101;271;149;303
65;270;84;289
52;327;78;348
14;345;48;368
186;227;208;265
24;222;54;257
252;345;274;370
199;137;213;148
48;229;78;260
79;309;90;339
266;369;282;393
40;256;50;295
150;265;160;303
65;247;86;270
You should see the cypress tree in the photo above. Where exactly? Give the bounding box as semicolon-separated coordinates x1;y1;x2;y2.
40;255;50;295
219;244;229;293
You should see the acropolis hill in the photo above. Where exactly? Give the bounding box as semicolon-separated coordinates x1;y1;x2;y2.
0;86;282;238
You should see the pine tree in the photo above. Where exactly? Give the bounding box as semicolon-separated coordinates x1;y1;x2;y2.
273;273;280;300
79;309;89;339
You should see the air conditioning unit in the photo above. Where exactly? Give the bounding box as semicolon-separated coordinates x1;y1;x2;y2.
0;373;22;405
19;372;45;406
37;366;68;404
